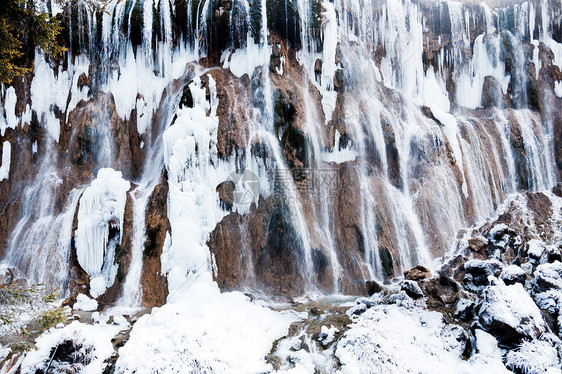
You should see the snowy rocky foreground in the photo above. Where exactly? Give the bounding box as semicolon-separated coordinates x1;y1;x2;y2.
0;187;561;373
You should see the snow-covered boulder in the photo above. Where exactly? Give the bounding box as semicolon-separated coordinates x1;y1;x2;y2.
336;305;509;373
527;239;546;261
464;259;503;287
20;320;124;374
479;283;545;343
534;261;562;292
73;293;98;312
487;224;516;248
500;265;526;286
401;280;423;299
453;298;476;320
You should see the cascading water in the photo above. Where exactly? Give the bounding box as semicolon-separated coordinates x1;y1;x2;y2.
0;0;560;304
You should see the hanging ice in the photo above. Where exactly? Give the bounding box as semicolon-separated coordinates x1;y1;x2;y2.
75;168;130;293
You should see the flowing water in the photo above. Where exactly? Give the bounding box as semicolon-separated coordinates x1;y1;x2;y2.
0;0;559;302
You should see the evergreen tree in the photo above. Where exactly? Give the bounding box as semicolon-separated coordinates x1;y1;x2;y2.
0;0;65;83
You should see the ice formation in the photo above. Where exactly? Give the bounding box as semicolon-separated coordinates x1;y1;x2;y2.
75;168;130;295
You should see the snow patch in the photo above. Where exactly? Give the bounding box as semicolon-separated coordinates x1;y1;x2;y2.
74;293;98;312
0;141;11;182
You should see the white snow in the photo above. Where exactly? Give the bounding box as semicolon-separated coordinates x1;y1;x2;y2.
527;239;546;259
115;274;298;373
74;293;98;312
75;168;130;283
0;141;11;182
474;329;502;360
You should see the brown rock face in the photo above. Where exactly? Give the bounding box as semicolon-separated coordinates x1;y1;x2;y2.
209;196;308;296
141;179;170;307
66;93;145;181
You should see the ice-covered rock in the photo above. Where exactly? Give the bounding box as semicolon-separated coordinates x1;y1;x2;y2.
75;168;129;300
527;239;546;260
487;224;516;248
401;280;424;299
318;325;339;346
534;261;562;292
505;338;561;374
464;259;503;287
479;283;545;343
20;320;123;374
500;265;527;286
336;305;509;373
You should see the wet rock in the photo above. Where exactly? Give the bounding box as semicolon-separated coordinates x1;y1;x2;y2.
468;235;488;254
77;73;90;88
401;280;423;299
365;280;383;295
453;298;476;321
140;181;170;307
404;265;432;281
545;246;562;263
500;265;527;286
310;307;323;316
479;283;546;344
0;266;14;287
553;182;562;197
464;259;503;287
216;181;235;210
525;192;552;228
421;276;459;307
482;76;503;108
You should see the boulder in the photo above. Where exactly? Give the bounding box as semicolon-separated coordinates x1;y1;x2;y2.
479;283;545;344
404;265;432;281
527;239;546;260
500;265;527;286
401;280;423;299
468;235;488;254
464;259;503;287
453;298;476;321
487;224;516;248
534;261;562;292
545;246;562;263
365;280;383;295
